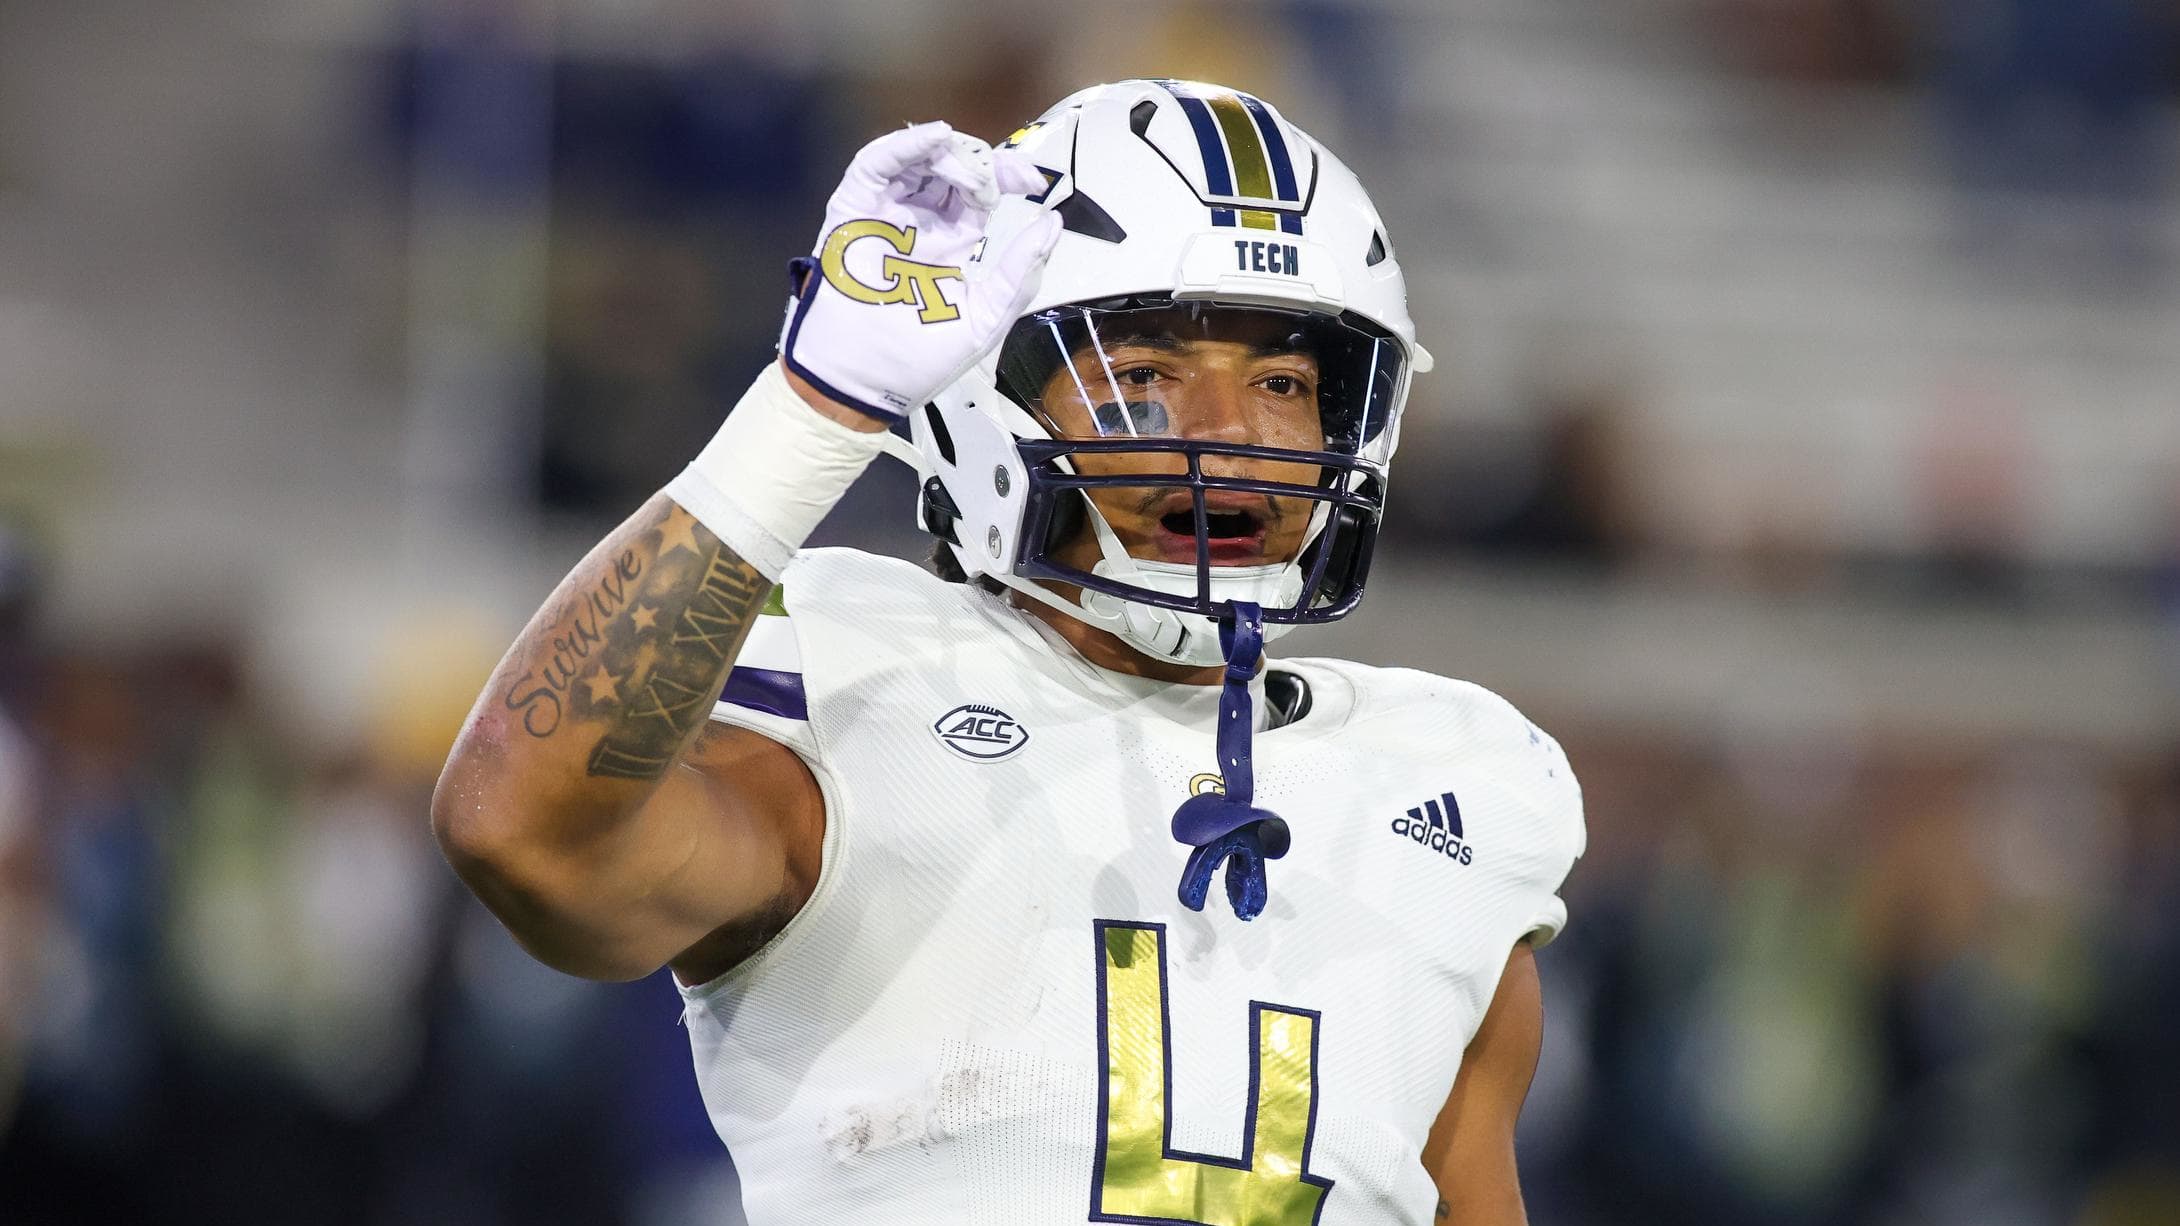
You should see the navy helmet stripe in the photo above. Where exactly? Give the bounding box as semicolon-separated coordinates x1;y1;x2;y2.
1236;93;1299;203
1169;93;1235;198
1155;81;1307;231
1238;96;1305;234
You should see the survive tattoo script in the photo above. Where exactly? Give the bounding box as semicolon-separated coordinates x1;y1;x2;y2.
499;500;769;782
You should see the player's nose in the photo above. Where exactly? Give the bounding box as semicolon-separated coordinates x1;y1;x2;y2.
1184;372;1255;445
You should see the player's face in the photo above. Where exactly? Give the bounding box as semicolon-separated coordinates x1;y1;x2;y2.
1034;310;1325;569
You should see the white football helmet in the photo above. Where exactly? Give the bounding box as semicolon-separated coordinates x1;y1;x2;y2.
909;79;1433;666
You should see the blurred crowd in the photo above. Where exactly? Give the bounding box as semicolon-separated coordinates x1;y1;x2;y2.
0;555;736;1226
1528;724;2180;1226
5;0;2180;1223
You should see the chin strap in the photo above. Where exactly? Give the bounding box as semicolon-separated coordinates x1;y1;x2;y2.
1168;602;1292;920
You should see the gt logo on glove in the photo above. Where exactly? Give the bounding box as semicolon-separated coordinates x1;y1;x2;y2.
780;121;1062;420
817;220;965;324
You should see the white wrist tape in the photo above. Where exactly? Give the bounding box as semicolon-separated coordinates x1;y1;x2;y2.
663;363;889;580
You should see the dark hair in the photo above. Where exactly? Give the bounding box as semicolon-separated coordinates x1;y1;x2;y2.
929;539;969;582
927;540;1008;596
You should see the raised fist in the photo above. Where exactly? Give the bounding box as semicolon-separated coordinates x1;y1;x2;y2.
780;121;1062;420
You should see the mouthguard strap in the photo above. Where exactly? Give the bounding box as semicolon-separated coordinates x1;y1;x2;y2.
1169;602;1291;921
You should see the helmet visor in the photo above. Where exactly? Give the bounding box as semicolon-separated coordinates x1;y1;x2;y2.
996;298;1407;457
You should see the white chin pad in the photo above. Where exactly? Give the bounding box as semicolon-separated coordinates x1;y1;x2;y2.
1074;504;1306;666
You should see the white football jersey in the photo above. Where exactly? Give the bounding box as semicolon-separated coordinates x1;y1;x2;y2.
678;548;1584;1226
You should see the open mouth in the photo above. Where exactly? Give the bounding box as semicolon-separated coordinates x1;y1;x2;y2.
1150;495;1271;564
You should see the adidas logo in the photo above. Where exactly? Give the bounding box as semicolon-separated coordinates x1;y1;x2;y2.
1390;792;1473;865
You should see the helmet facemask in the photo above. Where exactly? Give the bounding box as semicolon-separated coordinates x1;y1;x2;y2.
986;297;1404;666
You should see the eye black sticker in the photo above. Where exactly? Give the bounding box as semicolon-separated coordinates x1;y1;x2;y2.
1092;399;1170;436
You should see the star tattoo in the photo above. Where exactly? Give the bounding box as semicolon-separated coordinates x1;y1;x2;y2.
630;604;658;632
584;667;622;705
656;505;704;558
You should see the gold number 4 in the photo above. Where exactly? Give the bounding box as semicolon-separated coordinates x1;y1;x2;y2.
1092;921;1334;1225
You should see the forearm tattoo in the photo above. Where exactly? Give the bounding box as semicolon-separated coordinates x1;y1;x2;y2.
498;499;768;781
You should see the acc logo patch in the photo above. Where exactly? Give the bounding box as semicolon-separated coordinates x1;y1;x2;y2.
932;703;1030;761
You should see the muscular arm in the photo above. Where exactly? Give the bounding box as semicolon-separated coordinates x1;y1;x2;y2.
432;365;875;982
1421;942;1546;1226
431;493;802;980
433;110;1047;984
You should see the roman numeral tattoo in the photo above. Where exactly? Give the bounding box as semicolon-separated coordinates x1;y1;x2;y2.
497;499;770;782
671;552;767;659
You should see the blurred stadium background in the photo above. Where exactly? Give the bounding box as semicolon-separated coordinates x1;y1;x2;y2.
3;0;2179;1223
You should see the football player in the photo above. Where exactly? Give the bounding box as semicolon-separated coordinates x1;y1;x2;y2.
435;79;1584;1226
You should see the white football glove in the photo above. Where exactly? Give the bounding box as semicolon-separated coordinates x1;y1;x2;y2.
780;121;1063;420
